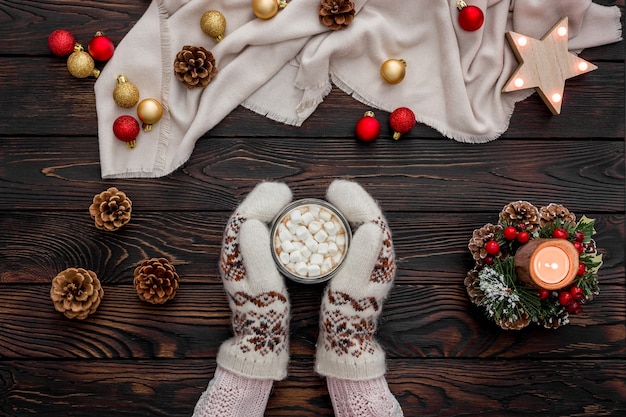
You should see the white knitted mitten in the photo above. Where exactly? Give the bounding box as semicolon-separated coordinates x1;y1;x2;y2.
315;179;396;380
216;181;292;380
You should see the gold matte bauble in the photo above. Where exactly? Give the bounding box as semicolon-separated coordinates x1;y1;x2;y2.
200;10;226;42
67;44;100;78
113;75;140;108
137;98;163;131
252;0;287;20
380;59;406;84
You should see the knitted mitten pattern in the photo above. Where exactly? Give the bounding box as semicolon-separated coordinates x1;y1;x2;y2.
192;366;273;417
217;181;292;380
327;376;404;417
315;179;396;380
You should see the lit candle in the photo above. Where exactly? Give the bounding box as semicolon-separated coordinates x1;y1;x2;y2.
514;238;579;290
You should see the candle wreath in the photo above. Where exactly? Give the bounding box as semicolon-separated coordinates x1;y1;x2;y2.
465;201;603;330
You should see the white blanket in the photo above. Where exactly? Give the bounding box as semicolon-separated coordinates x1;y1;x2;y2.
94;0;622;178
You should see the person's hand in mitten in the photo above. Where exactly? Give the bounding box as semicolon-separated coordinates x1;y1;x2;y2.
315;179;404;416
193;182;292;417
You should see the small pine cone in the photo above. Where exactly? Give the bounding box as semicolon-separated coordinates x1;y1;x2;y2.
583;238;597;254
50;268;104;320
89;187;132;231
539;203;576;227
497;311;531;330
464;268;484;305
134;258;180;304
319;0;355;30
499;201;540;232
542;309;570;329
468;223;503;265
174;45;218;89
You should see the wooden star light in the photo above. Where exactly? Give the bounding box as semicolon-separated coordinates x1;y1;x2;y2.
502;17;597;115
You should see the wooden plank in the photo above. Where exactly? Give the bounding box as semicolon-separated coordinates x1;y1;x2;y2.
0;284;623;360
1;212;622;285
1;358;625;416
0;137;623;212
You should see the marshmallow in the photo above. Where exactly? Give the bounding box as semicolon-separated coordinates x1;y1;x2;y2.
296;225;310;240
314;230;328;243
305;237;319;253
290;209;302;223
324;221;337;236
310;253;324;265
307;264;321;276
308;220;322;234
301;211;314;225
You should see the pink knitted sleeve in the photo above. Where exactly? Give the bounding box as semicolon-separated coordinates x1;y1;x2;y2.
192;366;273;417
327;376;404;417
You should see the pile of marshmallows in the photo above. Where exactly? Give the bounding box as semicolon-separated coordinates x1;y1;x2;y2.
273;202;348;279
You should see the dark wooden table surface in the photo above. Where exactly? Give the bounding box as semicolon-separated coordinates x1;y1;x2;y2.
1;1;624;416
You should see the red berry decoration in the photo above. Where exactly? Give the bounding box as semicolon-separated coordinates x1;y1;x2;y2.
503;226;518;241
113;116;140;148
575;230;585;242
566;302;583;314
355;111;380;142
484;240;500;256
573;241;584;254
88;31;115;61
484;256;494;265
569;286;584;302
48;29;76;57
538;289;550;300
558;291;573;307
577;263;586;276
552;227;568;239
389;107;416;140
516;231;530;243
456;0;484;32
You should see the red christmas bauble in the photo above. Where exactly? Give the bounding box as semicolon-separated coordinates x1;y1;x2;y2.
48;29;76;57
389;107;416;140
88;32;115;61
113;116;140;148
355;111;380;142
458;5;484;31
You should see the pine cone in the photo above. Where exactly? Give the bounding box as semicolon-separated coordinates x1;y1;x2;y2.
319;0;355;30
497;311;531;330
499;201;540;232
464;268;484;304
539;203;576;227
174;45;218;89
542;308;570;329
134;258;180;304
50;268;104;320
468;223;502;265
89;187;132;231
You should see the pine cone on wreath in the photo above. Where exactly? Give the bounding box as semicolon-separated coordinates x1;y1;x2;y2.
89;187;132;231
497;312;531;330
50;268;104;320
539;203;576;226
174;45;218;89
134;258;180;304
319;0;355;30
464;269;484;304
499;200;540;232
468;223;502;265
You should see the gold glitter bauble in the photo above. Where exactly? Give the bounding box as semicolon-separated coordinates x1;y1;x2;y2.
137;98;163;131
67;43;100;78
200;10;226;42
380;59;406;84
113;75;140;108
252;0;287;20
